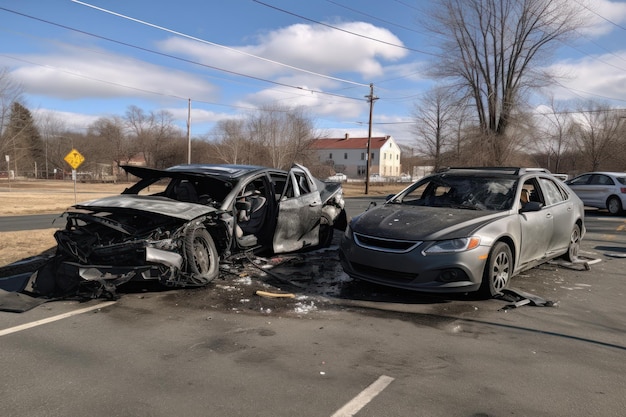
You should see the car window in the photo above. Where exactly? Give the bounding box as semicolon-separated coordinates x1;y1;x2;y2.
520;178;545;206
591;174;614;185
569;174;592;185
282;171;313;199
616;176;626;185
295;172;312;194
539;178;566;206
395;175;515;210
269;172;288;201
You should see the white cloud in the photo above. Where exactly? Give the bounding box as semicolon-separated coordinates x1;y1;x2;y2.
546;50;626;102
9;48;217;101
157;21;408;86
32;108;101;131
580;0;626;37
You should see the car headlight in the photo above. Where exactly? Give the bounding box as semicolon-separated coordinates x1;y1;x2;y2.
423;237;481;254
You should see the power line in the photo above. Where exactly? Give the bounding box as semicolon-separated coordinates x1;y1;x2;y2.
0;6;365;102
324;0;429;36
571;0;626;31
71;0;368;87
252;0;438;56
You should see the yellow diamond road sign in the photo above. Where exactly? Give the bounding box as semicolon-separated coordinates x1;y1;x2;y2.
64;149;85;170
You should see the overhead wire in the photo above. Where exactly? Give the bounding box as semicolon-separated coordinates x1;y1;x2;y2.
252;0;438;56
0;6;365;102
71;0;368;87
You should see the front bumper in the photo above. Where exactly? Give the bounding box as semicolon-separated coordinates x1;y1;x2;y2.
339;233;491;293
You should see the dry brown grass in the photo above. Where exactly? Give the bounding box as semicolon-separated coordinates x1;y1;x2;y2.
0;179;407;266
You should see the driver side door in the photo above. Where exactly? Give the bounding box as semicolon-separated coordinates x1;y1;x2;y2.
273;165;322;253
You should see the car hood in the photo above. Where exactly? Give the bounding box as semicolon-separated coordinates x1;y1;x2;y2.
71;195;218;221
351;204;508;240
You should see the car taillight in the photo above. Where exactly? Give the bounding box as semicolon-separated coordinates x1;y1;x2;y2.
621;187;626;193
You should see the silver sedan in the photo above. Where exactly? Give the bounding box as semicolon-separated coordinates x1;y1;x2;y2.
339;168;585;297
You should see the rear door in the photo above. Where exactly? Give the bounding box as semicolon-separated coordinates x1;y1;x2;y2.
539;177;574;255
588;174;615;207
273;165;322;252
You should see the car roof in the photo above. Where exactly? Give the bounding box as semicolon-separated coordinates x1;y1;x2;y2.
123;164;282;181
166;164;275;180
437;167;550;178
578;171;626;177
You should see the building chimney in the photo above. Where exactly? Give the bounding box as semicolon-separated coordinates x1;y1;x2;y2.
344;133;349;140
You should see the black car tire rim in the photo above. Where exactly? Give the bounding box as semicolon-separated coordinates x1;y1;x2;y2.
184;226;219;285
607;197;622;215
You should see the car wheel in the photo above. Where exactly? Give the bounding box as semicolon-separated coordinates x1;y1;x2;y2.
563;223;581;262
606;196;623;215
184;226;219;285
479;242;512;298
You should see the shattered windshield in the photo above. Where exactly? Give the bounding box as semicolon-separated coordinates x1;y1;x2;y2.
390;175;516;211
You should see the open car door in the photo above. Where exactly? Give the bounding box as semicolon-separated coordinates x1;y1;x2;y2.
273;164;322;253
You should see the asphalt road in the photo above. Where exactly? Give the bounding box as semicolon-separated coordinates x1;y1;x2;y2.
1;202;625;416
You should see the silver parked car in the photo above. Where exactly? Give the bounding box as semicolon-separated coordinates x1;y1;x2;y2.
565;172;626;215
339;167;585;297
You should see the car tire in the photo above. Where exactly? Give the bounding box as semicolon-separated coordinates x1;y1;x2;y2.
563;223;581;263
606;196;623;215
184;226;219;285
479;241;512;298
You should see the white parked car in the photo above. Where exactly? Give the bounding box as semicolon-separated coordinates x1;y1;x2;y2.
565;172;626;215
327;173;347;182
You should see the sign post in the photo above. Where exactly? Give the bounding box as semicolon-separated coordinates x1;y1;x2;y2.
64;149;85;203
5;155;10;191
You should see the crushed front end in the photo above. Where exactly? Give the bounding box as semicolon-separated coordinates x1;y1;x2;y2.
29;203;218;298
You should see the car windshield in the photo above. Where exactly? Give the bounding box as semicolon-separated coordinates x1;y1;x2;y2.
616;176;626;185
390;175;516;210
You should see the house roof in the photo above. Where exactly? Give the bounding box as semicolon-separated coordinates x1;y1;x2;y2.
309;136;391;150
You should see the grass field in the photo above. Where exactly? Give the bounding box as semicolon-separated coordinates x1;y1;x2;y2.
0;178;408;266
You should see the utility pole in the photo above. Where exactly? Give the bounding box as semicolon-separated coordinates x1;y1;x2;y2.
187;98;192;164
365;83;378;195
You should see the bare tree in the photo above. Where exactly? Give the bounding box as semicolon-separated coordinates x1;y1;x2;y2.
246;104;318;169
426;0;585;165
124;106;181;168
88;116;130;167
36;112;68;178
570;102;624;171
532;97;573;173
211;118;250;164
412;85;463;170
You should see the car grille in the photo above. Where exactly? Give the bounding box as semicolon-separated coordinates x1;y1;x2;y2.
353;232;422;253
351;262;418;283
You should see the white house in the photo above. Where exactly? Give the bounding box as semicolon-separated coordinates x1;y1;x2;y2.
310;134;402;179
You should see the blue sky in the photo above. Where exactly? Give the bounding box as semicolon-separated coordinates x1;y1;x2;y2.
1;0;626;147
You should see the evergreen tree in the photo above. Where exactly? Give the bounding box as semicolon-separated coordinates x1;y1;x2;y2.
4;102;44;177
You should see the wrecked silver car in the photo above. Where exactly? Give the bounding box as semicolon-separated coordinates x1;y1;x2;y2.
340;167;585;297
29;163;346;297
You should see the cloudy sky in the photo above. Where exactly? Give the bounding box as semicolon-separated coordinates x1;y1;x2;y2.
1;0;626;146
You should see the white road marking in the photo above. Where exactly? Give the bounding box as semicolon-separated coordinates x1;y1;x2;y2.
0;301;116;337
331;375;394;417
